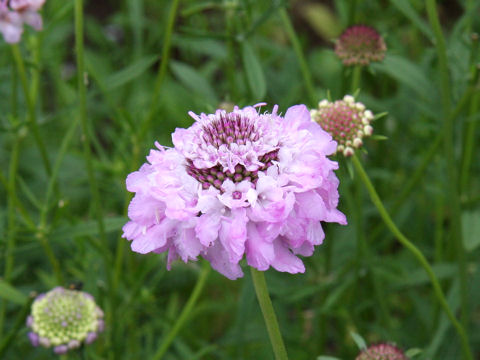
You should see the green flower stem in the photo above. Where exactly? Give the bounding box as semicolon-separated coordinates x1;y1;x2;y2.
460;91;479;191
225;3;238;101
0;135;21;339
138;0;180;144
426;0;468;332
11;44;51;176
74;0;106;245
347;0;358;25
460;35;479;192
351;154;473;360
351;65;362;93
152;262;210;360
279;8;316;106
250;268;289;360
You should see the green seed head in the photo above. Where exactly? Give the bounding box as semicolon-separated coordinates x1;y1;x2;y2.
27;287;104;354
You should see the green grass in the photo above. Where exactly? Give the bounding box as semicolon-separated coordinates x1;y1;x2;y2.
0;0;479;359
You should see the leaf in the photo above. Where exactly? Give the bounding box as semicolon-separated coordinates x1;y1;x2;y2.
405;348;423;357
371;55;435;98
389;0;433;40
316;356;342;360
350;332;367;350
241;41;267;100
105;55;158;91
373;111;388;121
0;280;28;305
397;263;456;287
50;216;127;241
299;3;341;39
170;61;218;104
370;134;389;140
462;210;480;251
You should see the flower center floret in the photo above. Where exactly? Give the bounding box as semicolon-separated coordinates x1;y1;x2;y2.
182;107;281;191
311;95;374;157
27;287;104;354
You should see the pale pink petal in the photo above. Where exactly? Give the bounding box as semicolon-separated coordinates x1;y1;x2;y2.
245;223;275;271
270;239;305;273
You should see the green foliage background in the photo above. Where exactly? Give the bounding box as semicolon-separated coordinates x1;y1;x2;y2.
0;0;479;359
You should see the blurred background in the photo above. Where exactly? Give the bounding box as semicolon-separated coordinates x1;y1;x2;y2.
0;0;479;359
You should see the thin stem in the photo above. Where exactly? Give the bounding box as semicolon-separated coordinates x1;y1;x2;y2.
74;0;106;244
250;268;289;360
426;0;467;332
278;8;316;106
225;3;238;101
351;65;362;93
460;91;479;192
11;44;51;176
152;262;210;360
351;154;473;360
425;1;451;113
347;0;358;26
138;0;180;144
0;136;21;339
465;0;474;33
460;34;479;192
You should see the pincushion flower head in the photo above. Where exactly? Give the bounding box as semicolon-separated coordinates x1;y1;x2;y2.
310;95;374;157
26;287;104;355
0;0;45;43
335;25;386;66
123;104;346;280
356;343;409;360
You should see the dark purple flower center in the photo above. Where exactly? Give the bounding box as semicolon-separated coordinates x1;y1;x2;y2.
186;150;278;190
185;112;280;190
201;113;259;148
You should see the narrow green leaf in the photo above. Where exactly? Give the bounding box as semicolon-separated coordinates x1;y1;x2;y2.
373;111;388;120
405;348;423;357
389;0;433;40
170;61;218;104
371;55;435;97
0;280;28;305
371;134;389;141
317;356;342;360
462;210;480;251
241;41;266;100
50;216;127;241
105;55;158;91
350;332;367;350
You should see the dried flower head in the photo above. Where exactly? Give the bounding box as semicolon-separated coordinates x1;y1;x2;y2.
0;0;45;43
27;287;104;355
123;104;346;280
335;25;386;66
310;95;374;157
356;343;409;360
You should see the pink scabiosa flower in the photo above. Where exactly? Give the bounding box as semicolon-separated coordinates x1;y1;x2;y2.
356;343;409;360
10;0;45;30
0;0;23;43
310;95;374;157
335;25;386;66
123;104;346;280
26;287;104;355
